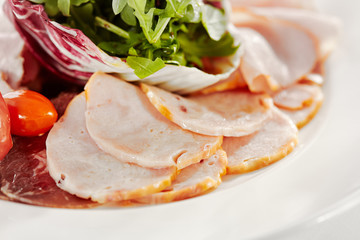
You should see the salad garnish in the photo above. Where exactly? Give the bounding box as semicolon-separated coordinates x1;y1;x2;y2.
29;0;239;78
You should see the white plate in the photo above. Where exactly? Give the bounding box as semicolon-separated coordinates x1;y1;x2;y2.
1;1;359;239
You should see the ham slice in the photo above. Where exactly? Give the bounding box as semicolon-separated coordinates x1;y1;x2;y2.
278;84;324;129
230;9;318;92
195;67;247;95
85;72;222;170
136;149;227;204
46;93;177;203
223;108;298;174
273;83;322;110
141;83;273;137
246;7;341;60
229;0;315;9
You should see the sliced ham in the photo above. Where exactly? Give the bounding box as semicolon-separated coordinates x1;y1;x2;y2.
141;83;273;137
195;67;247;95
47;93;177;203
273;83;322;110
136;149;227;204
247;7;341;60
223;108;298;174
0;134;98;208
229;0;315;9
279;84;324;129
230;9;318;92
85;72;222;170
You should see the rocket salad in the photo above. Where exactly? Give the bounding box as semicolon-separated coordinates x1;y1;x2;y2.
29;0;238;78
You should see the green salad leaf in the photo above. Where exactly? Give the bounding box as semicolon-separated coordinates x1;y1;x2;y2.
112;0;126;15
126;57;166;79
201;4;227;41
58;0;70;16
29;0;239;78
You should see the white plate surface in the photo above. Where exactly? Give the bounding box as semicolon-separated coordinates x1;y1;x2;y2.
1;0;359;239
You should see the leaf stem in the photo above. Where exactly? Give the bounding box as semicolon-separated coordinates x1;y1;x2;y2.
95;16;130;39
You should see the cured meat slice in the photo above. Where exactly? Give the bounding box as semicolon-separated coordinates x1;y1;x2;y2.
279;85;324;129
223;108;298;174
230;10;318;92
229;0;315;9
47;93;177;203
50;92;78;117
85;72;222;170
0;134;98;208
273;83;322;110
0;191;9;200
247;7;341;60
136;149;227;204
141;83;273;137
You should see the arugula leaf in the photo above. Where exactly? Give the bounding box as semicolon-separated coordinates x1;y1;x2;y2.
126;57;166;79
121;4;137;26
112;0;127;15
71;0;89;7
183;2;201;23
178;31;238;58
29;0;45;3
127;0;156;43
95;17;130;39
98;42;130;56
201;4;227;41
44;0;59;17
58;0;71;16
166;0;192;17
151;16;171;44
128;47;138;56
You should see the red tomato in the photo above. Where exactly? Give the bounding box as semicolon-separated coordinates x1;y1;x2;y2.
4;90;58;137
0;93;12;160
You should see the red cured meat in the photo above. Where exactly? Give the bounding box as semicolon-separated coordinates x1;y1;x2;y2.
0;134;99;208
0;191;9;200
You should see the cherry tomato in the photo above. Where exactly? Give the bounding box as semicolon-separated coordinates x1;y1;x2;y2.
3;90;58;137
0;93;12;160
